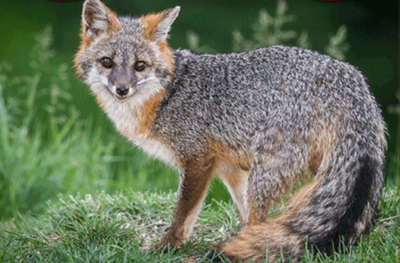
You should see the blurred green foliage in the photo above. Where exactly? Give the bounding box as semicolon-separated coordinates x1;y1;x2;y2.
0;27;178;219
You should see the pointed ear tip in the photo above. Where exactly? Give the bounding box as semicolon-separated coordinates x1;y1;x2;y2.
83;0;103;7
82;0;94;8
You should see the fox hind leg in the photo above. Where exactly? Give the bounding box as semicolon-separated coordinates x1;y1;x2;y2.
246;138;307;224
213;133;308;262
216;159;249;224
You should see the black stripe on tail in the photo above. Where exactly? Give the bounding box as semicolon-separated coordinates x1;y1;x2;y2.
289;154;382;255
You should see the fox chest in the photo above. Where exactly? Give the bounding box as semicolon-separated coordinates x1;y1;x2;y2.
105;105;177;167
132;135;177;167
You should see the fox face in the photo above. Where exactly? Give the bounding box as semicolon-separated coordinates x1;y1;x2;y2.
75;0;179;109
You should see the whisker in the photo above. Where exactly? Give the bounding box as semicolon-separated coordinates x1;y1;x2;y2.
137;77;160;87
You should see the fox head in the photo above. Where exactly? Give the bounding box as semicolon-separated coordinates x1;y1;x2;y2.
75;0;179;106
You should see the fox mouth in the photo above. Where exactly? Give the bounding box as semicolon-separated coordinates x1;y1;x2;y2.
105;86;132;102
113;94;130;102
105;84;139;102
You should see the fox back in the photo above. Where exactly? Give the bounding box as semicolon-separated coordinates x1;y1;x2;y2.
75;0;386;262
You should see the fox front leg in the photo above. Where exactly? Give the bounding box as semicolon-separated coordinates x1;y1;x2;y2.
153;156;215;250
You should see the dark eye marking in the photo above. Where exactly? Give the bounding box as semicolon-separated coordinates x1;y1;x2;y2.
134;61;146;72
100;57;114;69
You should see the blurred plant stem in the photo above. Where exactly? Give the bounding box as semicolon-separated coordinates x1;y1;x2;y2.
397;86;400;186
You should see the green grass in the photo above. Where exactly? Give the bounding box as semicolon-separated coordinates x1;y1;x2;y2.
0;184;399;262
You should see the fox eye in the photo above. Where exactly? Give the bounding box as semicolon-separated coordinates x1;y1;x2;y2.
134;61;146;71
101;57;114;68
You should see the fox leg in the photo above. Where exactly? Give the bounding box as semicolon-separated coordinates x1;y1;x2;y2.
154;156;215;249
246;131;306;224
246;151;295;224
216;160;249;224
210;134;307;262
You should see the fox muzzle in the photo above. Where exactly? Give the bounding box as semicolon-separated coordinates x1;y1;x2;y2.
116;84;129;96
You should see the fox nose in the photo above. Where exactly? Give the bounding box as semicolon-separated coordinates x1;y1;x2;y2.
116;84;129;96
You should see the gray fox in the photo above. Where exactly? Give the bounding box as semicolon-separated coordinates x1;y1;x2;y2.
75;0;386;262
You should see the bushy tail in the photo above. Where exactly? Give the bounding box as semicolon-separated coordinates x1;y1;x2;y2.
213;143;385;262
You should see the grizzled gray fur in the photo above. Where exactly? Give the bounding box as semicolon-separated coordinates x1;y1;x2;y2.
154;46;386;255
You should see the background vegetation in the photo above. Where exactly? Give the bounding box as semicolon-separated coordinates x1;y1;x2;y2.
0;0;398;227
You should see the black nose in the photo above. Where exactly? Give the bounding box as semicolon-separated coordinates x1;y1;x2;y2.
116;84;129;96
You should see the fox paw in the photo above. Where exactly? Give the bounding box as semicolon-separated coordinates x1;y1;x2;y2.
151;238;181;253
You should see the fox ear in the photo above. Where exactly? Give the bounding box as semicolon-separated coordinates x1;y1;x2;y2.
82;0;120;39
140;6;180;43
